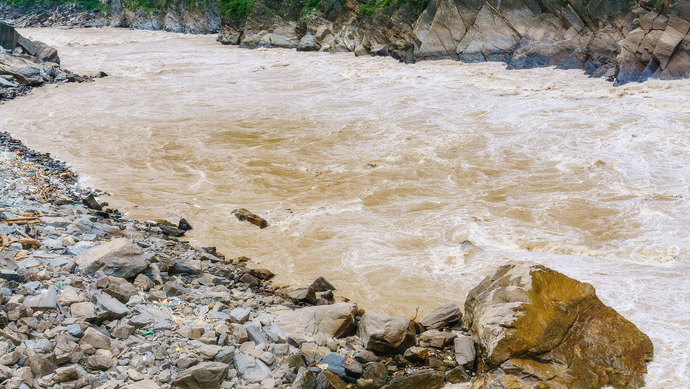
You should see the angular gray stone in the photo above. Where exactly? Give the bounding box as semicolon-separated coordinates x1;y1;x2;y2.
172;362;230;389
0;351;19;365
419;303;462;329
70;301;98;322
357;313;416;354
286;287;316;304
361;362;388;387
133;274;154;291
93;291;130;320
243;324;268;344
198;344;223;360
454;335;476;369
85;354;114;370
292;366;317;388
103;276;137;303
214;346;235;363
229;307;251;324
53;365;78;382
274;303;357;346
112;323;136;339
234;353;271;383
418;330;456;349
76;238;148;278
24;287;57;310
130;305;170;328
24;355;57;378
79;327;111;349
122;380;161;389
56;286;86;306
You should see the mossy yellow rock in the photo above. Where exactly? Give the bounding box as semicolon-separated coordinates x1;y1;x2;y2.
465;263;653;389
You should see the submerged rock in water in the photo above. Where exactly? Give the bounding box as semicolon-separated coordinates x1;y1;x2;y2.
231;208;268;228
465;263;654;389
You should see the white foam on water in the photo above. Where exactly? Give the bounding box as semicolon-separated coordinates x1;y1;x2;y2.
3;28;690;386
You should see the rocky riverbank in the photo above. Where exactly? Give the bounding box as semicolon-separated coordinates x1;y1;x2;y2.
4;0;690;84
0;0;220;34
0;130;655;389
0;21;98;101
216;0;690;85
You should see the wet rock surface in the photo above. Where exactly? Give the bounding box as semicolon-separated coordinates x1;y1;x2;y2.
0;0;219;34
0;133;655;389
465;263;654;389
0;21;94;102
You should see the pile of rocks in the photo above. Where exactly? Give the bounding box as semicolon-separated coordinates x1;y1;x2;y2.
0;21;99;102
0;0;220;34
0;3;109;30
0;132;655;389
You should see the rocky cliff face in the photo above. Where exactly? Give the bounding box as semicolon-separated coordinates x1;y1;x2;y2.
218;0;690;83
617;1;690;83
2;0;688;83
0;0;221;34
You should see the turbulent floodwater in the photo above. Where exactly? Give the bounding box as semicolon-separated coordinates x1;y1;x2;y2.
2;27;690;387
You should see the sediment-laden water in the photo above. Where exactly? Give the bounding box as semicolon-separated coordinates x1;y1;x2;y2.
2;27;690;387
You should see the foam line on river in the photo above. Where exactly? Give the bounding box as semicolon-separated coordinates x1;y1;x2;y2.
1;27;690;387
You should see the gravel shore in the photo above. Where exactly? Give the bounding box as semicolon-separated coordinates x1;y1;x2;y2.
0;131;479;389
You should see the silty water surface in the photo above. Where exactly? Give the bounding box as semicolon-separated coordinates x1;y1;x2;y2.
2;27;689;387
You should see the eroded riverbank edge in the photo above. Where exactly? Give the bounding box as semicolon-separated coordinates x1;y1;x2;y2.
0;125;656;389
1;21;106;102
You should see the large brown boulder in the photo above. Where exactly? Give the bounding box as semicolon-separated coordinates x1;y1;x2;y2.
465;263;654;389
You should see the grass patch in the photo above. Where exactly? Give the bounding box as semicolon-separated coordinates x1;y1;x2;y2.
358;0;429;17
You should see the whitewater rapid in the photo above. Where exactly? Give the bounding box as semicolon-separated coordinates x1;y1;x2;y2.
2;27;689;387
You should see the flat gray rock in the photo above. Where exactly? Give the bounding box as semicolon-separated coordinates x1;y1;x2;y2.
419;303;462;329
24;287;57;310
274;303;357;346
75;238;148;278
357;313;416;354
234;353;271;383
93;291;130;320
172;362;229;389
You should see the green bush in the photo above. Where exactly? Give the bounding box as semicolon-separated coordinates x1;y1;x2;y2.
217;0;256;21
358;2;373;16
358;0;429;17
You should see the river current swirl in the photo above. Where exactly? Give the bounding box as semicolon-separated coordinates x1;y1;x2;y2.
2;27;690;387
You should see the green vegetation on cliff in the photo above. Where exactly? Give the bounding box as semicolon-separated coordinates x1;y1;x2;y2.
358;0;429;16
217;0;256;21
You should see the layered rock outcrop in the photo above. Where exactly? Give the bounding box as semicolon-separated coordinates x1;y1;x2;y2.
0;0;220;34
217;0;690;83
617;1;690;83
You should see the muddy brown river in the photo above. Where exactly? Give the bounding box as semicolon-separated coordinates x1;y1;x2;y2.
2;27;690;387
